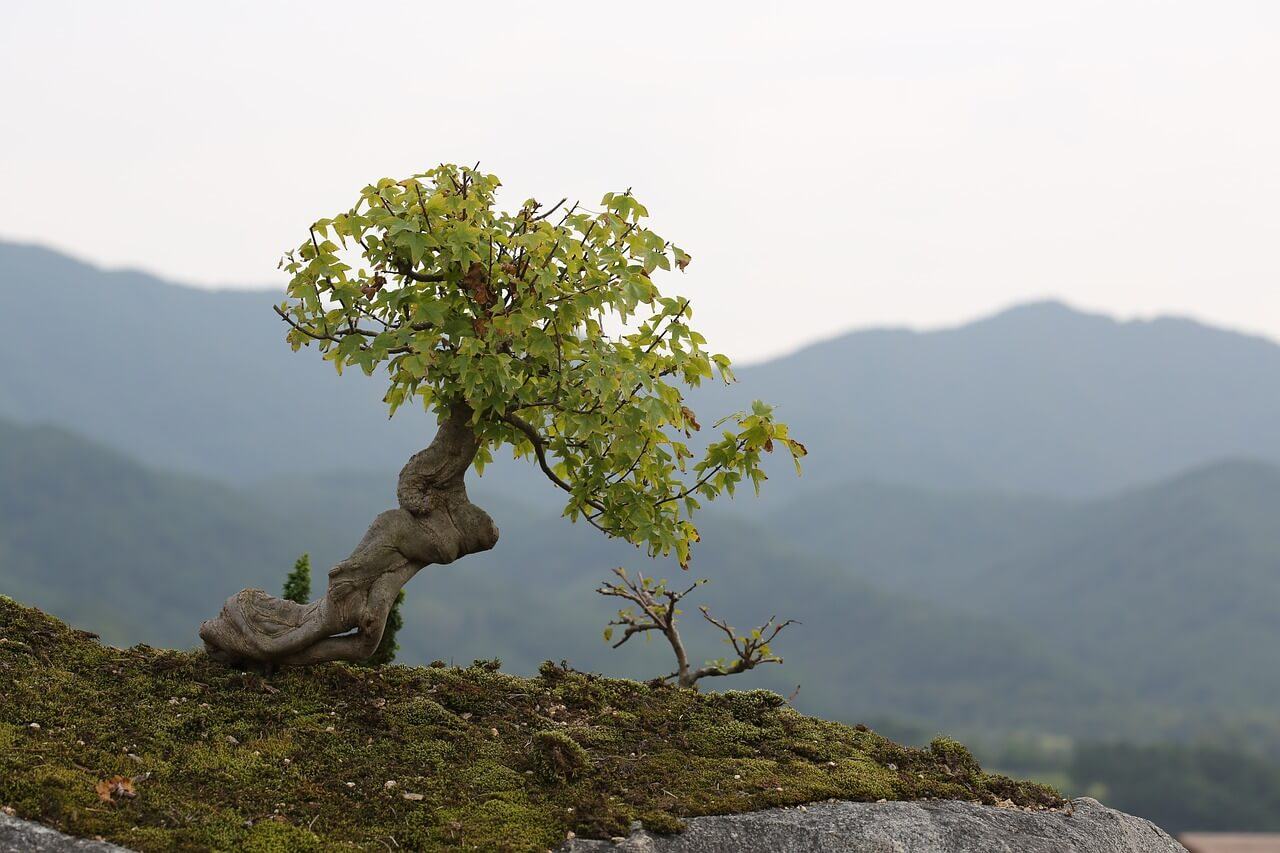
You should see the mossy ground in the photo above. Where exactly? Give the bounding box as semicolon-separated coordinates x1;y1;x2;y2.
0;597;1061;851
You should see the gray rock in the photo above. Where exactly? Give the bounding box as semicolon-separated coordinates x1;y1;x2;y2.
0;813;131;852
562;798;1186;853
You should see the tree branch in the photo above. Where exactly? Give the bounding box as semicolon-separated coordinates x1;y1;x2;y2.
394;265;449;283
498;412;607;513
532;197;567;222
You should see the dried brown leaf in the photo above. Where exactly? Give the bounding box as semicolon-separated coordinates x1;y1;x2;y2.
95;775;136;803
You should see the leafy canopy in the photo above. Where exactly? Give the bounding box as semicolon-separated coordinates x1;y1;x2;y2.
279;164;804;566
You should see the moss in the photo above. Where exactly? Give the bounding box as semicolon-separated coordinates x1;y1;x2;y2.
929;736;981;780
530;730;590;782
0;598;1062;851
241;821;325;853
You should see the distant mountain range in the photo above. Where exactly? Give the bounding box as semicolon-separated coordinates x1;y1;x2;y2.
0;241;425;481
5;240;1280;498
4;239;1280;749
700;298;1280;500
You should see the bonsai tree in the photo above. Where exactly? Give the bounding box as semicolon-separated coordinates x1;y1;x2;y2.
199;164;804;668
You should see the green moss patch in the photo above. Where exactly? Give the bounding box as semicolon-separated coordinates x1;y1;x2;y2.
0;597;1061;851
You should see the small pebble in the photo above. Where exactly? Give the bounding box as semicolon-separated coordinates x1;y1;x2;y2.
344;782;355;788
27;723;40;730
402;792;424;801
384;780;397;789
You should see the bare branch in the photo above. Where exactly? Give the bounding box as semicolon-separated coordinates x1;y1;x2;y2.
688;609;798;683
532;197;567;222
597;571;790;689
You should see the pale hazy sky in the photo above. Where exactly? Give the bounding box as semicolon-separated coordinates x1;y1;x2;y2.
3;1;1278;362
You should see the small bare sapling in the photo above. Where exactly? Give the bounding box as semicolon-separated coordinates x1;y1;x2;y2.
598;567;795;688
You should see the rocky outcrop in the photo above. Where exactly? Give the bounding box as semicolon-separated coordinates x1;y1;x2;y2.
0;812;129;853
2;797;1185;852
563;798;1186;853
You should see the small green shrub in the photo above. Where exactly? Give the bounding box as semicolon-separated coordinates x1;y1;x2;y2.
281;553;311;605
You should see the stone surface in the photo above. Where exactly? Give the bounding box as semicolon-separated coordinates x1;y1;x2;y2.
3;797;1185;852
562;798;1187;853
0;813;131;852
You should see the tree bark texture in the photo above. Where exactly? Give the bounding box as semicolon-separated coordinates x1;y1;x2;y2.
198;405;498;667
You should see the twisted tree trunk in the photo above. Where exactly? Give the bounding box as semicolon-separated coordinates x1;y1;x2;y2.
199;405;499;667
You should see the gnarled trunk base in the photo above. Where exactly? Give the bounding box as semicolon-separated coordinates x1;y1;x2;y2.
198;406;498;667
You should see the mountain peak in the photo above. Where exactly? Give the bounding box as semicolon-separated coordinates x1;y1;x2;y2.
979;299;1105;324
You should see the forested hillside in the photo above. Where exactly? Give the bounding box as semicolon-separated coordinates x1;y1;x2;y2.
777;461;1280;711
0;419;351;643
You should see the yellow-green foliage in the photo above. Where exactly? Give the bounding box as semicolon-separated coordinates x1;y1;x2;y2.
0;599;1060;851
